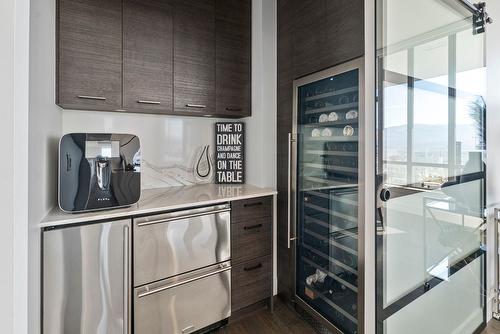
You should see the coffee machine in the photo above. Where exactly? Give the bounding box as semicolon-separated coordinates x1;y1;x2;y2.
59;133;141;213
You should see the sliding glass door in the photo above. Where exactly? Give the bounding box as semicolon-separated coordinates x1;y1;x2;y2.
376;1;487;333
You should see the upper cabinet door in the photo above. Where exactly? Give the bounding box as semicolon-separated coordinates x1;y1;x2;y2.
123;0;174;114
215;0;251;117
57;0;122;111
173;0;216;115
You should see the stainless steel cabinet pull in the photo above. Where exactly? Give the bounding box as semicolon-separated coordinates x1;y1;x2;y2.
77;95;106;100
244;223;263;230
138;100;161;105
137;266;231;298
243;263;262;271
123;225;130;334
287;133;297;248
186;104;207;109
136;208;231;227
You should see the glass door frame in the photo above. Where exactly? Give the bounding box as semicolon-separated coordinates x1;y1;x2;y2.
290;57;366;334
375;3;487;333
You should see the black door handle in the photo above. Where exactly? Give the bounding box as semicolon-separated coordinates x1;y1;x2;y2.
380;188;391;202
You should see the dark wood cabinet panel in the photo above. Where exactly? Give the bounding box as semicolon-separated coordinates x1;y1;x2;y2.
231;196;273;224
277;0;295;299
324;0;364;68
123;0;173;114
232;217;272;265
173;0;216;115
292;0;326;79
57;0;122;111
215;0;251;117
231;255;272;312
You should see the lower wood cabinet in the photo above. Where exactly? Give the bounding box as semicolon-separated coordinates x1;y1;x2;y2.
231;196;273;312
232;255;272;312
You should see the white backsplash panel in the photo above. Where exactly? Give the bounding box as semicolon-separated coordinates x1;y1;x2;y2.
62;110;227;189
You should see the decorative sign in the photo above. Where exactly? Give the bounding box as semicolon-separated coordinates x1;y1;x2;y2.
215;122;245;184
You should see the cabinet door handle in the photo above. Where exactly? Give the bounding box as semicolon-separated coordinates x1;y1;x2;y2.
226;107;243;112
244;263;263;272
138;100;161;105
77;95;106;101
244;223;263;230
243;201;263;208
186;104;207;109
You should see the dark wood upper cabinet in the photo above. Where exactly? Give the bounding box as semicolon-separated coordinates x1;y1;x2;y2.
215;0;251;117
57;0;122;111
56;0;251;118
292;0;326;79
123;0;174;114
324;0;364;69
173;0;216;116
291;0;364;79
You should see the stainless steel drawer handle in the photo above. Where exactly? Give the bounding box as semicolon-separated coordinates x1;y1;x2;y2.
136;208;231;227
138;100;161;105
77;95;106;100
243;263;262;272
244;223;263;230
186;104;207;109
243;201;263;208
137;266;231;298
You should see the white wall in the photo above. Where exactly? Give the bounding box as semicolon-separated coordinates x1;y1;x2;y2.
485;0;500;322
0;0;30;333
28;0;63;332
246;0;277;189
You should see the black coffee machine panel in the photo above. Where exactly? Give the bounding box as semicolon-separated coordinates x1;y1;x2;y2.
59;133;141;213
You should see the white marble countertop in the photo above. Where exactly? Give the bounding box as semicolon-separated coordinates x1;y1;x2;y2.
41;183;277;228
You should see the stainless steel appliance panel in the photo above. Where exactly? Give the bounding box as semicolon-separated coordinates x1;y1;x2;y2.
43;219;131;334
134;262;231;334
133;204;231;286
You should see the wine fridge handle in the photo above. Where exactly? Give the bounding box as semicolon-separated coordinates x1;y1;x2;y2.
287;133;296;249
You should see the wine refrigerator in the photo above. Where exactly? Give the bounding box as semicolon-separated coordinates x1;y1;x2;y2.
288;57;365;334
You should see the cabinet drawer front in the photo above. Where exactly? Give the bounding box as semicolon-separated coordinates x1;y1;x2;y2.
231;196;273;223
232;217;272;264
134;266;231;334
231;255;272;311
133;205;230;286
57;0;122;111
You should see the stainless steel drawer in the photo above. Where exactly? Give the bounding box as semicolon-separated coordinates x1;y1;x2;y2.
134;262;231;334
133;204;231;286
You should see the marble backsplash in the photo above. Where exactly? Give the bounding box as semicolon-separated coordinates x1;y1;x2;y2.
62;110;224;189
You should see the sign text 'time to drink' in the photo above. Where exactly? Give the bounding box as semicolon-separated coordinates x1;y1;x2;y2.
215;122;245;184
